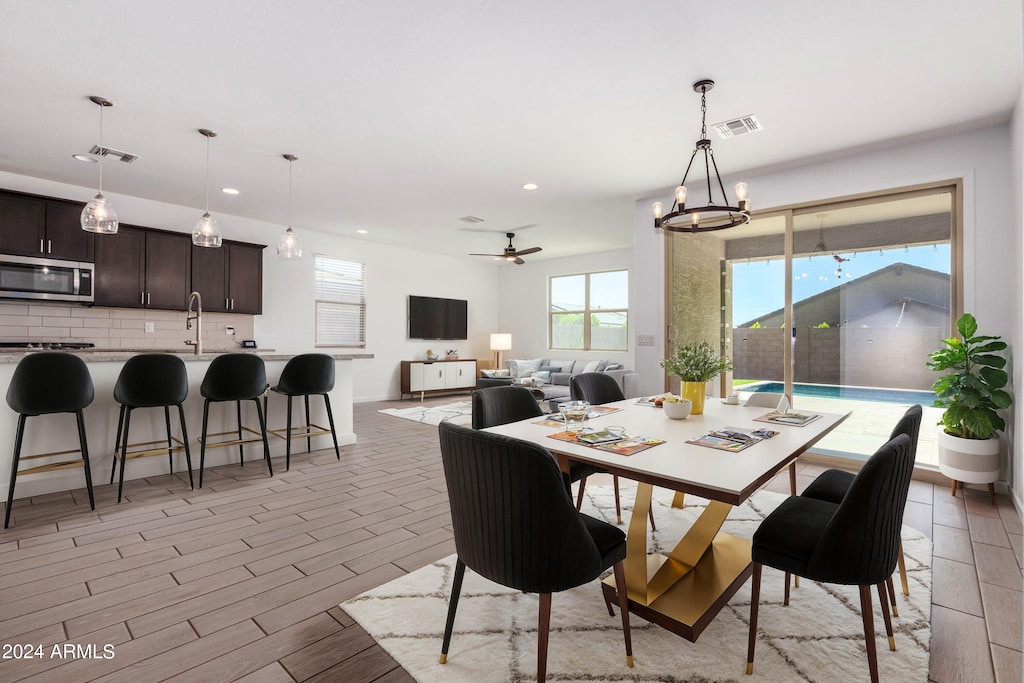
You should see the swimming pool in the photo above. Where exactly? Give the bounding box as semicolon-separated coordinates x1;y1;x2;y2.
747;382;936;406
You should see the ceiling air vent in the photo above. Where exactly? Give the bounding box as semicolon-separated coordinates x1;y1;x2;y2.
89;144;139;163
459;215;484;223
712;115;762;139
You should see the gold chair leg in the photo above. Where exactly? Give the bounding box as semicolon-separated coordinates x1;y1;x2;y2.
897;543;909;597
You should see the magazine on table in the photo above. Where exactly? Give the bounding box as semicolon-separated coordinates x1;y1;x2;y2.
547;429;665;455
753;410;821;426
686;426;778;452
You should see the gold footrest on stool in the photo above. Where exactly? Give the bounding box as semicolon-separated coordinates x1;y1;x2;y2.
112;436;187;462
197;425;266;450
15;447;88;476
266;423;333;441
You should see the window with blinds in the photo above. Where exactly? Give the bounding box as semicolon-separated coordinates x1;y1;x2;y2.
315;255;366;347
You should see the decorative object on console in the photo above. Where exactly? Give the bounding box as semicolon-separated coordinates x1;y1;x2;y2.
80;96;119;235
192;128;223;248
652;79;750;233
445;349;459;360
489;332;512;369
660;342;733;415
426;349;439;360
469;232;542;265
277;154;302;259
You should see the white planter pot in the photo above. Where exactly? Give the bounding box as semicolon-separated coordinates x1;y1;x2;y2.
937;431;1001;484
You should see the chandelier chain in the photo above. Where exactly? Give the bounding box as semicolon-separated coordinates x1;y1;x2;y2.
288;157;293;227
699;85;708;140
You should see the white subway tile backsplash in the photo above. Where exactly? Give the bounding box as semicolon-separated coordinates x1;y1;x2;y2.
0;303;254;350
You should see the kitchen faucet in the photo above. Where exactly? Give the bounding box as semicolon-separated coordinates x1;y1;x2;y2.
185;291;203;355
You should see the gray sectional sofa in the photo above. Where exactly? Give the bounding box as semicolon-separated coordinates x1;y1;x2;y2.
476;358;640;401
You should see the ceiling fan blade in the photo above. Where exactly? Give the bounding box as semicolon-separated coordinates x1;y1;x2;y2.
512;246;542;256
469;253;504;257
513;257;525;265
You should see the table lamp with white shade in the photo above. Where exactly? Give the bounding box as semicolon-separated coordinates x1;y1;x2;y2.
490;333;512;370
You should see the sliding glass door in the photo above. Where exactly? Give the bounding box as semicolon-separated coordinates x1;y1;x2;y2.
667;184;958;466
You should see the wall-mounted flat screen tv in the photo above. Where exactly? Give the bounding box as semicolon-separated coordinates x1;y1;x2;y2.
408;295;468;340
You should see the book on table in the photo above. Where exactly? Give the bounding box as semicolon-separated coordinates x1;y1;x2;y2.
754;410;821;426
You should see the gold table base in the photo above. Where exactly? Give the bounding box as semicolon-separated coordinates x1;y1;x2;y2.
601;481;753;642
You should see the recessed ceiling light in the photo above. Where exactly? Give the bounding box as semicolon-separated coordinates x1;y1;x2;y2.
221;187;240;195
356;229;368;234
522;183;538;190
73;154;97;163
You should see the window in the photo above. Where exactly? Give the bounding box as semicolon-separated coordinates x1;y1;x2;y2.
549;269;628;350
315;255;366;347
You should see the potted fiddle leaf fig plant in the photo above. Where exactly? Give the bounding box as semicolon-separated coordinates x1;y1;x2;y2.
927;313;1012;499
661;341;732;415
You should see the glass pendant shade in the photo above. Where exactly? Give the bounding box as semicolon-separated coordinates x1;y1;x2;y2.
192;211;222;248
81;192;118;234
81;96;118;234
192;128;222;248
277;226;302;258
277;153;302;259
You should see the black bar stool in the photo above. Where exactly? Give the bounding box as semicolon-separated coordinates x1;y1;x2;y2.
264;353;340;470
5;352;96;529
197;353;271;487
110;354;193;503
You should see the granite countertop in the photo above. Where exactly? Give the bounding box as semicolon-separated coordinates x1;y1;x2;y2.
0;349;375;364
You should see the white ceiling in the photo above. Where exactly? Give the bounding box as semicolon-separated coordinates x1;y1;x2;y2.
1;1;1020;262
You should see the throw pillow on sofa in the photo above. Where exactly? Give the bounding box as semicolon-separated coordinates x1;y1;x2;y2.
581;360;609;373
508;359;543;377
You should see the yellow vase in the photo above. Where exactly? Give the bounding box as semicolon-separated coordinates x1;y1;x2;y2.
679;381;706;415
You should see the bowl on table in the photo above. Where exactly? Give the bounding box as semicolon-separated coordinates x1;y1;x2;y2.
662;399;692;420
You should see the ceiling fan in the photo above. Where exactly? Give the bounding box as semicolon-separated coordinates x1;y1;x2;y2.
469;232;542;265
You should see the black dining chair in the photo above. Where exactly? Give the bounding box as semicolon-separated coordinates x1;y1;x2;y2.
5;352;96;528
264;353;340;471
570;373;653;529
110;353;193;503
746;432;914;683
800;404;922;613
472;385;610;514
197;353;272;487
437;421;633;682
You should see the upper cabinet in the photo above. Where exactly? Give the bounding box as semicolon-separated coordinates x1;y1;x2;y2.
1;187;264;314
93;226;193;310
0;192;93;261
190;241;264;314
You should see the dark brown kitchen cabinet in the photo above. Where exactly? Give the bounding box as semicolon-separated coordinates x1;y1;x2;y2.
0;192;93;261
93;226;192;310
190;241;264;314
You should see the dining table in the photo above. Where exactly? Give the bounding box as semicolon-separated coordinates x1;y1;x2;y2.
483;397;850;642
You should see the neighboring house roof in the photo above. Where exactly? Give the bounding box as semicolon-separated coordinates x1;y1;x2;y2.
740;263;950;328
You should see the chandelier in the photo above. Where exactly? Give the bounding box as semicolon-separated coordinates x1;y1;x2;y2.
653;79;750;233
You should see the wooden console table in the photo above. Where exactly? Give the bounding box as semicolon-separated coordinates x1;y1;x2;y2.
400;359;478;400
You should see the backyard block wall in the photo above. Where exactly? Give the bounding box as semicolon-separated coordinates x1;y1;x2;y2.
732;326;943;390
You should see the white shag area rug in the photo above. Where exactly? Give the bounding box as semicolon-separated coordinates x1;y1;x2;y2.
379;401;473;427
342;484;932;683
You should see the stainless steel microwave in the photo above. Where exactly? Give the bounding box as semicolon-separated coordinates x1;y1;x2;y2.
0;254;94;303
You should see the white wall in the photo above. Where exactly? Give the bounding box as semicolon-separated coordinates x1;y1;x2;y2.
635;123;1021;494
1011;11;1024;512
0;171;500;402
496;248;634;368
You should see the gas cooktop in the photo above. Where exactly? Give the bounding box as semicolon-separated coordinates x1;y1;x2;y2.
0;342;96;350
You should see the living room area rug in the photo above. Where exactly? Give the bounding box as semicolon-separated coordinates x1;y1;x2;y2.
342;484;932;683
378;401;473;427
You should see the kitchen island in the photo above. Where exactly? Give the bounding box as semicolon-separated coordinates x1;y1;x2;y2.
0;349;373;501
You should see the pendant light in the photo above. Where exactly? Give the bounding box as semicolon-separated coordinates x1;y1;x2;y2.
80;96;119;234
277;154;302;258
652;79;750;233
192;128;223;248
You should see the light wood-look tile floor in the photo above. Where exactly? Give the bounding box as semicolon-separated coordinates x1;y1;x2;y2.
0;396;1020;682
